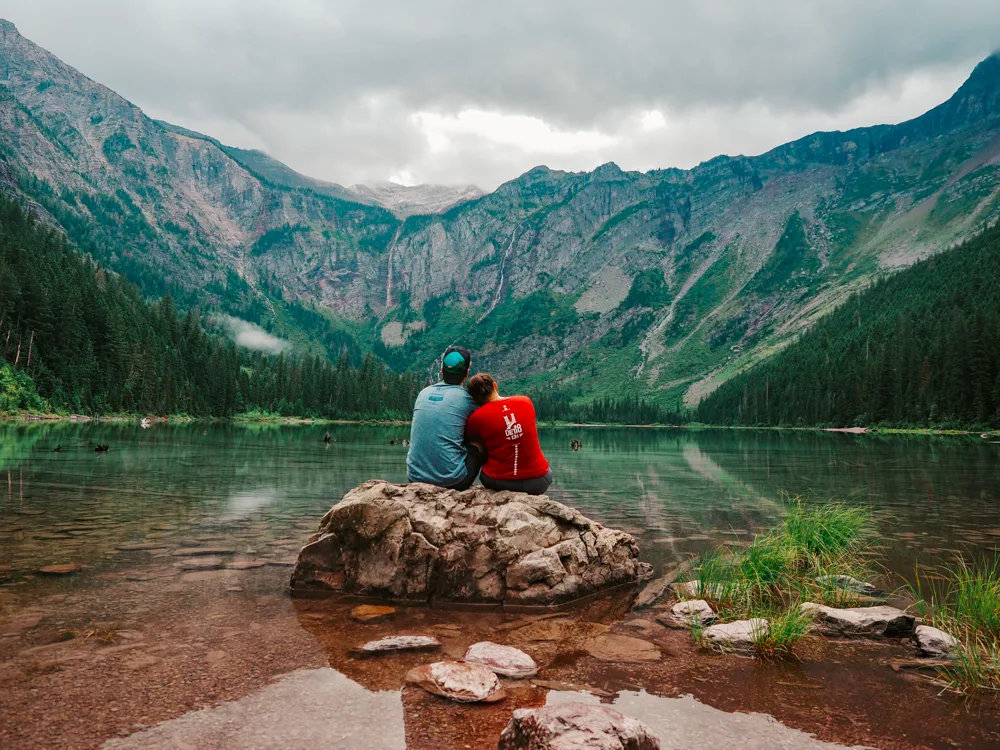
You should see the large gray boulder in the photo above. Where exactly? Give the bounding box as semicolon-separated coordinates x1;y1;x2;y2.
290;480;644;606
499;702;661;750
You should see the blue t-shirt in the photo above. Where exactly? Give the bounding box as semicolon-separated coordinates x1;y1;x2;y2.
406;383;477;486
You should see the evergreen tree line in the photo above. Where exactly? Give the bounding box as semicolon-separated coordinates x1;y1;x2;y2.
533;389;687;425
0;196;421;417
697;222;1000;428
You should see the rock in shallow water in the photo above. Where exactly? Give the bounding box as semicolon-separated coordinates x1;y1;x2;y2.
915;624;960;658
801;603;914;637
664;599;717;627
290;480;644;606
814;575;879;595
463;641;538;678
350;605;396;623
499;702;661;750
38;564;80;575
585;633;661;662
350;635;441;657
702;619;768;652
405;661;505;703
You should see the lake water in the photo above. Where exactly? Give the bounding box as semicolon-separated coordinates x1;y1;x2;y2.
2;423;1000;749
3;423;999;585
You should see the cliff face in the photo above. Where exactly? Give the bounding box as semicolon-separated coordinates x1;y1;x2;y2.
2;18;1000;405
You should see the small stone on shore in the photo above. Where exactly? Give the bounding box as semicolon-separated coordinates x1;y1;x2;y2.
350;604;396;623
665;599;718;627
915;624;960;658
405;661;505;703
702;619;768;652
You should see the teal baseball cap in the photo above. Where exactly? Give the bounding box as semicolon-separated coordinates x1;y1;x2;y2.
442;346;471;375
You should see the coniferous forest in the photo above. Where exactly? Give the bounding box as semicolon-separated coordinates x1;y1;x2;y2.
0;197;421;417
697;222;1000;428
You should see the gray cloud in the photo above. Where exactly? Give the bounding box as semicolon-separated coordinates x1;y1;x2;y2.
2;1;998;189
215;315;291;355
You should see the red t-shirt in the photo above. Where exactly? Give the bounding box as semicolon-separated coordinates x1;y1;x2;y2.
466;395;549;481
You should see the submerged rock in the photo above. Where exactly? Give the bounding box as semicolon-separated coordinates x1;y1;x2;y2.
38;564;80;575
702;619;768;652
464;641;538;678
664;599;718;627
499;702;660;750
585;633;661;662
405;661;505;703
915;625;960;658
671;580;700;598
173;556;224;570
350;605;396;623
290;480;644;606
350;635;441;657
814;575;879;595
801;603;914;637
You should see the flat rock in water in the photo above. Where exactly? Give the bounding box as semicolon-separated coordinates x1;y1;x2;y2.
664;599;717;627
350;605;396;623
915;624;960;658
499;702;660;750
350;635;441;657
463;641;538;678
290;480;644;606
38;564;80;575
530;679;614;698
405;661;505;703
225;560;267;570
506;619;609;647
173;557;224;570
171;547;236;557
815;575;879;595
801;603;914;637
702;619;767;652
116;543;170;552
585;633;661;662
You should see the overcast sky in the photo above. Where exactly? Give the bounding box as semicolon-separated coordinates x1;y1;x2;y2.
3;1;999;190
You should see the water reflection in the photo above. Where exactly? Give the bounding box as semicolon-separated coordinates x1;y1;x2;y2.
0;423;998;592
102;668;406;750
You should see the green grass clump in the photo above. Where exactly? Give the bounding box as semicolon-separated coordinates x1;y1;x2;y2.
780;501;869;566
913;557;1000;693
683;498;875;658
753;604;816;659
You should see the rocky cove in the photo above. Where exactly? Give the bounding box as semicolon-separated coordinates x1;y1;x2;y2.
2;424;1000;748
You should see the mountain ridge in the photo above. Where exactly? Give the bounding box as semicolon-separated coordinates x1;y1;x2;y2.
1;17;999;408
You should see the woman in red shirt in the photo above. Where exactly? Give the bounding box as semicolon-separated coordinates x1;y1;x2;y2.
465;373;552;495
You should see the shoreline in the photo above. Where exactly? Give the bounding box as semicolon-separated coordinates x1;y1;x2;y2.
1;411;995;437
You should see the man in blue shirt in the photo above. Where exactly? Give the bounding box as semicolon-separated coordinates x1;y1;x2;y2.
406;346;484;490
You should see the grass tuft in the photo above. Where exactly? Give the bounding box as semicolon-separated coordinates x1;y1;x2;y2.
753;604;815;659
683;497;875;658
913;557;1000;693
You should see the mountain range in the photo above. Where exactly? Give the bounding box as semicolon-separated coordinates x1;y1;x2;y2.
2;17;999;408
